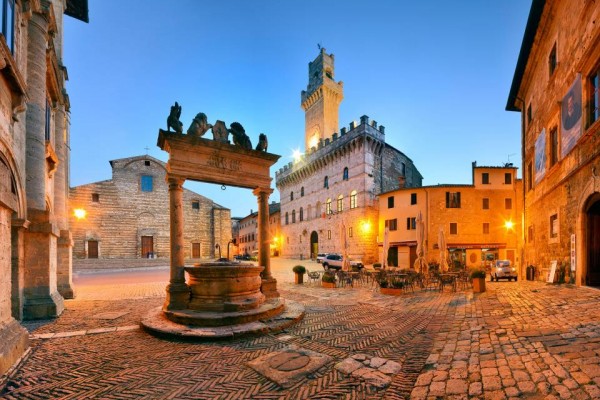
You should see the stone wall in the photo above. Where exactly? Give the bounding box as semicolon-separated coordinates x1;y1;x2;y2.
69;156;231;260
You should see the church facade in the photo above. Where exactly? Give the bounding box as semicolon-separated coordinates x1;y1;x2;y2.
275;49;422;263
69;155;231;260
0;0;88;376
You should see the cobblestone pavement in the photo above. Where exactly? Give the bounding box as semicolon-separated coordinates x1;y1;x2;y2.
2;259;600;399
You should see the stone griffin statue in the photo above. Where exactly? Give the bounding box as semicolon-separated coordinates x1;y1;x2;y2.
211;120;229;143
256;133;268;152
228;122;252;149
167;102;183;133
187;112;212;137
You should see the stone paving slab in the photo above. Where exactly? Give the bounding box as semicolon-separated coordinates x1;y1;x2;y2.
3;262;600;399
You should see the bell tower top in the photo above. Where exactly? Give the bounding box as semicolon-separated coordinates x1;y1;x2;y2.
301;48;344;151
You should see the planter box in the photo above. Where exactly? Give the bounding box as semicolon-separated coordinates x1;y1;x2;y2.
472;277;486;293
294;273;304;284
380;288;403;296
321;281;336;288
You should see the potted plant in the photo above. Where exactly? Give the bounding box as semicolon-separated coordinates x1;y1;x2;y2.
321;271;336;288
292;265;306;284
373;263;382;270
379;276;404;296
470;268;487;293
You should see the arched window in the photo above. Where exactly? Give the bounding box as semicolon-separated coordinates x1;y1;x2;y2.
315;202;321;218
337;194;344;212
292;209;296;223
285;212;289;225
290;192;294;201
326;198;332;215
301;187;305;197
299;207;304;221
324;176;329;189
343;167;349;181
350;190;357;209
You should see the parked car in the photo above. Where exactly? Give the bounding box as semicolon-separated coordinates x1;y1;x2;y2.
316;253;328;264
491;260;518;281
321;254;364;271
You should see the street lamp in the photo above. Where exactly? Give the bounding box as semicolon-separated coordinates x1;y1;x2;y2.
74;208;86;220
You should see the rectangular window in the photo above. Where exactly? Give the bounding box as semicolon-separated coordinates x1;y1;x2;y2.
446;192;461;208
482;173;489;184
350;193;357;209
348;227;353;238
337;197;343;212
548;43;557;76
505;198;512;210
483;223;490;234
550;127;558;167
1;0;15;53
45;100;51;141
144;160;151;166
91;193;99;203
528;225;534;243
388;196;394;209
505;172;512;184
192;201;200;210
527;103;532;125
326;201;332;215
550;214;558;238
385;219;397;231
410;193;417;205
450;223;458;235
590;67;600;125
327;230;331;240
141;175;153;192
482;198;489;210
406;217;416;230
527;162;533;191
401;162;406;176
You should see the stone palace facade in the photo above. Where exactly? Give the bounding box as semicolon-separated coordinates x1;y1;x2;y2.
69;155;231;260
276;49;422;263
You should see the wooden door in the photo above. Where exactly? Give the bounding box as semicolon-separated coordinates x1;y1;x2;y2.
88;240;98;259
192;243;200;258
141;236;153;258
506;249;515;265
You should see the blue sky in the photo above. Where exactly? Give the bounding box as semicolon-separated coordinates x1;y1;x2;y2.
64;0;531;218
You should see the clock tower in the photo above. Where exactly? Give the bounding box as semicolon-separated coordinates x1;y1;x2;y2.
301;48;344;151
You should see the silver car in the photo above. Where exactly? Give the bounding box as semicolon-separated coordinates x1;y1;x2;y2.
491;260;518;281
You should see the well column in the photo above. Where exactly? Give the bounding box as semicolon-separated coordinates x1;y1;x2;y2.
163;176;190;310
254;187;279;299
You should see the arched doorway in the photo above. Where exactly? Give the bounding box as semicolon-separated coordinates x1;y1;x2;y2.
586;198;600;286
310;231;318;260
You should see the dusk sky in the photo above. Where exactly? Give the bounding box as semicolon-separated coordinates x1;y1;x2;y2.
64;1;531;218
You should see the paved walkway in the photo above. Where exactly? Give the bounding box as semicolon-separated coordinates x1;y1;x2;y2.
2;259;600;399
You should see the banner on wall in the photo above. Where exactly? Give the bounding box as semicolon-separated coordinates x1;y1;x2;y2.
561;75;582;158
535;128;546;183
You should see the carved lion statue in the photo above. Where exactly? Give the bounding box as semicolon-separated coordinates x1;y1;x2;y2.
187;112;212;137
167;102;183;133
256;133;268;152
228;122;252;149
211;120;229;143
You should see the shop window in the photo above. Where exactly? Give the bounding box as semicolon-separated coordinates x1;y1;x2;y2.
450;223;458;235
505;172;512;184
141;175;153;192
505;198;512;210
406;217;416;230
388;196;394;209
91;193;100;203
446;192;461;208
483;223;490;234
550;126;558;167
482;173;489;184
482;198;489;210
548;43;557;76
411;193;417;205
550;214;558;238
1;0;15;54
337;195;343;212
343;167;349;180
590;67;600;126
350;190;357;209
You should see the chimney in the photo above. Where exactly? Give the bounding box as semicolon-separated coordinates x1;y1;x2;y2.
398;176;406;188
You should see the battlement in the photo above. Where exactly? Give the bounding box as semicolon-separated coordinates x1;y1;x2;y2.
276;115;385;179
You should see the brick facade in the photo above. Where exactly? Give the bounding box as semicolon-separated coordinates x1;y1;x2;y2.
507;0;600;285
69;155;231;260
379;164;523;273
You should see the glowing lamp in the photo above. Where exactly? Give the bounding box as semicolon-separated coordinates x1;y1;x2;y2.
504;221;514;230
360;220;372;234
74;208;87;220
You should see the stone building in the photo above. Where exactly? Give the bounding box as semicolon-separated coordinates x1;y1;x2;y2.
237;202;281;257
379;163;523;272
69;155;231;260
506;0;600;285
0;0;88;376
275;49;422;263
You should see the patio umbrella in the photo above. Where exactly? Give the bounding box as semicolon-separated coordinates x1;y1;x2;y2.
414;211;427;273
382;226;389;269
438;227;447;272
341;220;349;271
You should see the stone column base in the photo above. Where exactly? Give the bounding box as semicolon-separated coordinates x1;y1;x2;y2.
57;230;75;299
261;278;279;299
162;283;190;311
0;318;29;376
23;291;65;320
58;284;75;300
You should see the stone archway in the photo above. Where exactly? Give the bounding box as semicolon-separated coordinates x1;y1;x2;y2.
310;231;318;259
585;196;600;286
